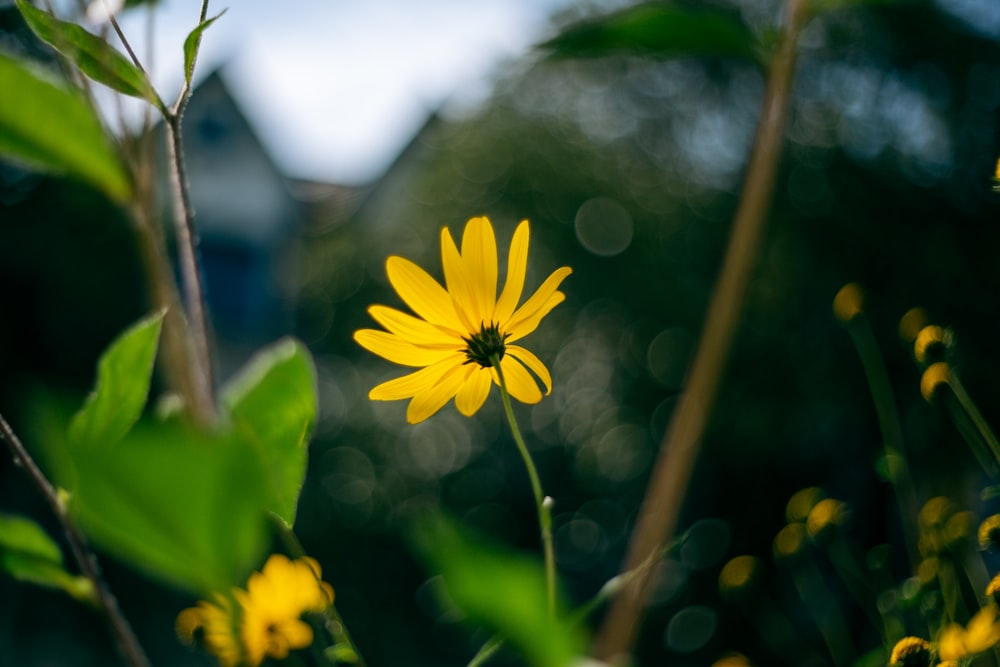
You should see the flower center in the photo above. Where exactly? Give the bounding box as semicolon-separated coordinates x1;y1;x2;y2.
462;322;510;368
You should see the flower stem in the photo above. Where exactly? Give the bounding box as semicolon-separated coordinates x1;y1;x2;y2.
0;413;151;667
843;314;920;568
271;515;368;667
591;0;809;661
489;354;556;618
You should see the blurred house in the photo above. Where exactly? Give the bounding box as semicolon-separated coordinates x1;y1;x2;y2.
173;70;364;377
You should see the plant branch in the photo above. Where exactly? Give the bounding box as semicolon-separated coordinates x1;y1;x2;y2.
0;413;151;667
163;112;215;425
590;0;808;662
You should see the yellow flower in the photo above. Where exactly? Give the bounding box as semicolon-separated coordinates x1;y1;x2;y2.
175;554;334;667
355;216;572;423
239;555;334;666
889;636;929;666
176;595;242;667
979;514;1000;550
937;605;1000;661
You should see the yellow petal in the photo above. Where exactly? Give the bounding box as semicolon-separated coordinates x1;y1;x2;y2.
507;345;552;395
272;618;314;655
368;305;460;347
369;355;466;400
498;355;543;404
386;256;463;330
440;227;479;333
455;367;492;416
461;216;498;323
937;624;967;661
965;606;1000;653
354;329;454;367
507;291;565;343
407;363;472;423
506;266;571;338
494;220;529;323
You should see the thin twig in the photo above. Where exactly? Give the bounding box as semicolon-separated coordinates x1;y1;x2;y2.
0;414;151;667
591;0;809;662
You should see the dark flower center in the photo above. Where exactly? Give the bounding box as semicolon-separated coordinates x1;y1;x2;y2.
463;322;510;368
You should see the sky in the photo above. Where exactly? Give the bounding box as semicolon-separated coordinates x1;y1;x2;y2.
88;0;997;185
110;0;573;184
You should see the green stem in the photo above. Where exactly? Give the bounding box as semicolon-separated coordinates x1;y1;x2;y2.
948;371;1000;466
271;516;368;667
592;0;808;661
789;558;857;667
489;354;556;618
466;635;505;667
845;316;921;568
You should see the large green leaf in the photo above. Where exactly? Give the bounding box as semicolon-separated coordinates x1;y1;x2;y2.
540;2;761;64
0;52;130;202
69;311;163;450
183;10;227;87
58;419;270;594
0;513;94;603
15;0;160;105
413;514;587;667
221;338;317;527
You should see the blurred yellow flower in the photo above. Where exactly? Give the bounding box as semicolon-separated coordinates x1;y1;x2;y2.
176;595;242;667
176;554;334;667
711;653;752;667
832;283;864;323
355;216;572;423
774;523;807;560
914;325;948;365
719;555;758;594
806;497;847;539
920;362;951;402
979;514;1000;550
889;636;929;666
937;605;1000;662
786;486;823;523
239;555;334;666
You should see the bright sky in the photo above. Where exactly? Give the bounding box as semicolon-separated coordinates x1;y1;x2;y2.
113;0;571;184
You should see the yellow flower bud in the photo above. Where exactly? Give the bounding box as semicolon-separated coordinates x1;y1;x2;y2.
889;636;930;666
920;362;950;402
833;283;864;323
914;325;951;365
786;487;824;523
719;555;758;597
899;307;930;343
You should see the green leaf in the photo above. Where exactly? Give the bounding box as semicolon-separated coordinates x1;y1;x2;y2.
0;513;95;603
15;0;160;105
540;2;761;64
413;514;587;667
183;10;227;87
56;419;270;594
221;338;317;527
69;310;164;450
0;51;130;202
